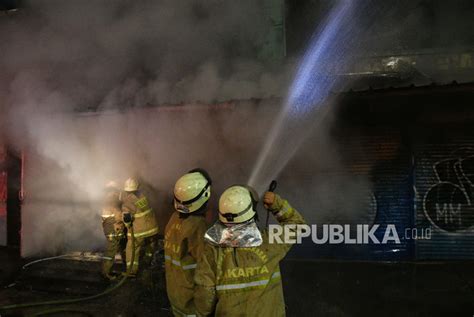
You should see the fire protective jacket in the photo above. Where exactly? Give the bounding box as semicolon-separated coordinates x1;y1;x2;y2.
121;191;159;239
194;195;306;317
102;190;124;240
165;212;208;316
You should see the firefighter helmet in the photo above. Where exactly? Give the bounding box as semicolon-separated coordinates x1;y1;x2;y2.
218;185;258;224
124;177;139;192
174;168;211;213
105;180;119;190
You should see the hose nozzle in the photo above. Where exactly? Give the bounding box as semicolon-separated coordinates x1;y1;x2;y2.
268;180;277;192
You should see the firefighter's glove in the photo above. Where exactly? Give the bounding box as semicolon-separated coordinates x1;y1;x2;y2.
114;222;124;233
122;212;133;226
263;192;283;214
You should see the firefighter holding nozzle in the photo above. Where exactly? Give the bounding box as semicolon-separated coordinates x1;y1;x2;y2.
121;177;159;277
101;181;126;280
194;184;306;316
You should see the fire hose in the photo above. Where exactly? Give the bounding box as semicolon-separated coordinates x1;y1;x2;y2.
0;225;137;315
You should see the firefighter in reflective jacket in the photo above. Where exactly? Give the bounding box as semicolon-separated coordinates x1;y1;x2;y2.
194;185;306;316
101;181;126;280
165;168;211;317
121;177;159;276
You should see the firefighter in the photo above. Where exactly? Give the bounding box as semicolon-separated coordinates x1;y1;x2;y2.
101;181;126;280
121;177;159;276
165;168;211;317
194;185;306;316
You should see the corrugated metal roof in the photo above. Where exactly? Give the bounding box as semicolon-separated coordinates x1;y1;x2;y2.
337;49;474;93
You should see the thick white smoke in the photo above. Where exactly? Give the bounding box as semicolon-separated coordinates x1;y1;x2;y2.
0;0;292;256
16;102;281;256
0;0;438;257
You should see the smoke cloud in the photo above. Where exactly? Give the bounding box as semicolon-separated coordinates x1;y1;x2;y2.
0;0;470;257
0;0;292;256
0;0;288;108
17;102;281;256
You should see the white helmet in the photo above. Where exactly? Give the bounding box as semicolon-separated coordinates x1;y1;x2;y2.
105;180;119;190
174;169;211;213
124;177;139;192
219;185;258;224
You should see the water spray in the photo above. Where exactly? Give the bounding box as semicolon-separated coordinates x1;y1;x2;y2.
248;0;366;192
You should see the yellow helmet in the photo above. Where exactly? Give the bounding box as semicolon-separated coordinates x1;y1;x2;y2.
218;185;258;224
124;177;139;192
174;168;211;213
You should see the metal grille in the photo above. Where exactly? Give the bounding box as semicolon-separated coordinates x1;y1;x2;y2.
415;126;474;259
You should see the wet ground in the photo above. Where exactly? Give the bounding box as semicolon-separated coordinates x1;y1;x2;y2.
0;247;473;316
0;248;170;317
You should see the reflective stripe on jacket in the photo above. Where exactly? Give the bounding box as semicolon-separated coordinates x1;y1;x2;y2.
102;190;123;237
194;196;306;317
165;212;208;316
122;191;159;238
